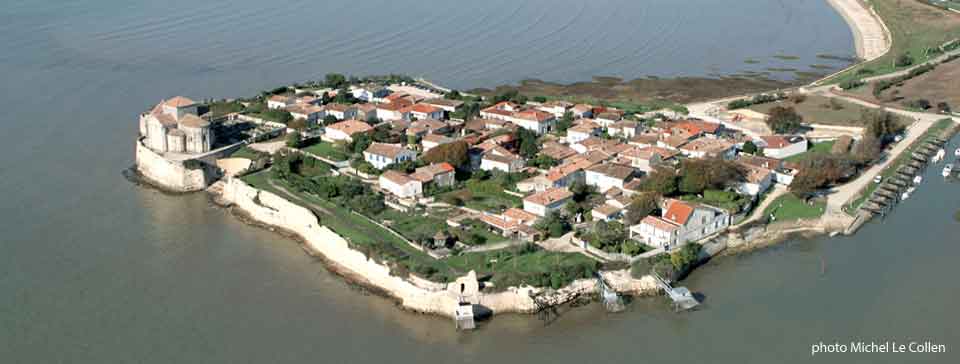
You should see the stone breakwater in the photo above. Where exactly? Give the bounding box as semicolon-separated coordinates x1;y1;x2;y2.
217;177;658;318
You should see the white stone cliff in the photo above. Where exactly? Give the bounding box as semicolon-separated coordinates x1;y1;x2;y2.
218;177;659;317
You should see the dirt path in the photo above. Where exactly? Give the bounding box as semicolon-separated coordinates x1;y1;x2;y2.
733;184;788;228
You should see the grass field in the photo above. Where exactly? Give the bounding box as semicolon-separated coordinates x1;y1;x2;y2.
748;95;872;126
828;0;960;85
228;146;265;161
444;248;599;289
845;118;955;212
301;141;351;161
842;57;960;109
438;179;522;211
785;140;837;163
763;193;826;221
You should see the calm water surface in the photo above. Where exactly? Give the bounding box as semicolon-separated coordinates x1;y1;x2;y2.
2;1;958;363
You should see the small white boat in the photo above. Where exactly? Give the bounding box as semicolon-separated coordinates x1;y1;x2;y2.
913;175;923;184
956;148;960;157
945;164;954;177
901;191;911;200
934;149;945;162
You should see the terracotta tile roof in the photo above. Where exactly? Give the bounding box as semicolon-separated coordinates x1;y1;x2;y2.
480;214;519;231
380;170;415;185
642;215;680;232
323;103;356;112
514;109;554;122
503;208;539;224
737;154;783;170
662;199;694;226
738;162;773;183
327;119;373;135
546;157;596;181
540;143;577;160
178;114;209;128
364;142;412;158
679;137;734;154
524;188;573;206
163;96;196;108
401;103;441;114
592;203;622;217
410;163;454;183
629;133;660;146
422;134;453;144
586;163;636;180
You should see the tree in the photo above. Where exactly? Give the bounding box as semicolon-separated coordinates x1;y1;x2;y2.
741;140;759;155
324;73;347;88
533;96;547;103
861;109;902;141
288;118;308;131
894;52;913;67
624;193;659;225
534;211;571;238
445;90;462;100
937;102;951;114
766;106;803;134
351;133;372;154
640;168;678;196
677;159;745;195
514;128;539;158
556;111;574;133
286;131;301;148
323;115;339;126
528;154;558;169
569;181;594;202
421;140;469;169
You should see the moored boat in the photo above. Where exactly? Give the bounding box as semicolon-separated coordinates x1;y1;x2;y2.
913;175;923;184
956;148;960;157
945;164;954;177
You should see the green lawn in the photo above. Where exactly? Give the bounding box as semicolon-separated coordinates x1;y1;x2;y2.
748;96;872;126
763;193;826;221
845;118;955;212
301;141;351;161
228;146;265;160
826;0;960;85
438;179;522;212
784;140;837;163
240;170;451;279
444;247;599;289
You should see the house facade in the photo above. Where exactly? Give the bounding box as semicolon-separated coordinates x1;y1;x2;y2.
323;119;373;142
585;163;636;192
630;200;730;250
363;142;417;170
523;188;574;217
760;135;807;159
379;171;422;198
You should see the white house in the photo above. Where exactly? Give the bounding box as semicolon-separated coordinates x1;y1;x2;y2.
379;170;422;198
566;120;601;144
480;150;524;173
480;101;555;134
630;200;730;250
591;203;623;222
585;163;636;192
679;137;736;160
363;142;417;170
523;188;574;217
736;163;774;196
409;163;456;188
760;135;807;159
350;85;390;102
536;100;573;119
267;95;294;109
607;121;640;138
323;119;373;143
401;103;445;121
321;103;358;121
286;104;323;124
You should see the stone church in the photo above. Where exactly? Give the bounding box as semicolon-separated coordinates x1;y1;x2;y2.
139;96;213;154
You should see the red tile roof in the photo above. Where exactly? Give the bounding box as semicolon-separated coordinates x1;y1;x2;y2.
663;199;694;226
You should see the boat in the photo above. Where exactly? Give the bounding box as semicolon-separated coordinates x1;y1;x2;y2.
956;148;960;157
913;175;923;184
901;191;911;200
945;164;955;177
933;149;945;163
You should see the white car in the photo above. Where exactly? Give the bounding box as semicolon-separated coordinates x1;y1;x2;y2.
874;176;883;184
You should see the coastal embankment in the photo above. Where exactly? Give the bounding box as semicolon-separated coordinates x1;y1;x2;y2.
216;177;658;319
825;0;891;62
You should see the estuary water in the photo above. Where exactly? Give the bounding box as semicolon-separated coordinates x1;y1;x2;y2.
2;0;958;363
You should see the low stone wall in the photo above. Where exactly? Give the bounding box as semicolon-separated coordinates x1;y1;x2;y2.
135;139;219;192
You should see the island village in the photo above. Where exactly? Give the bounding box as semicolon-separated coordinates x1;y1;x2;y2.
135;61;959;326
